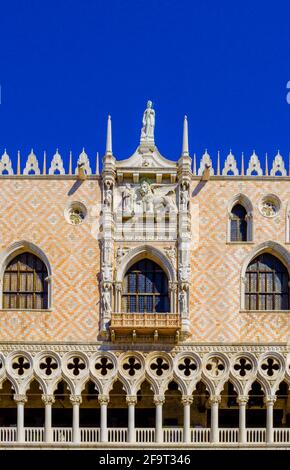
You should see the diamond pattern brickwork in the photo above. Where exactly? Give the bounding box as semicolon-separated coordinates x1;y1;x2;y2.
0;178;101;341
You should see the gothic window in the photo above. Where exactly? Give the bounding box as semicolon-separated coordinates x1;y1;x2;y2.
230;204;247;241
3;252;48;309
245;253;289;310
122;259;169;313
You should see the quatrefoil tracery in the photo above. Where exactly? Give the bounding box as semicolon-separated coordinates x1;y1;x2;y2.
260;357;280;378
122;357;142;377
12;356;31;376
95;357;114;376
150;357;170;377
67;357;86;376
178;357;197;377
233;357;253;378
39;356;58;376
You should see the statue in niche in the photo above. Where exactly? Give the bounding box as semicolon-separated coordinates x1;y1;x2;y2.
140;100;155;143
104;189;112;208
102;284;111;314
180;189;189;211
179;288;188;314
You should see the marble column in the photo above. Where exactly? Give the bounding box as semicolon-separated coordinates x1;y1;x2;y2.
42;394;55;443
126;396;137;443
70;395;82;444
209;395;220;443
237;396;248;444
14;394;27;443
98;395;109;443
265;396;276;444
182;396;193;443
154;395;165;443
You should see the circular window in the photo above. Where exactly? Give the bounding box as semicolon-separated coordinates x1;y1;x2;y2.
259;195;281;218
65;202;87;225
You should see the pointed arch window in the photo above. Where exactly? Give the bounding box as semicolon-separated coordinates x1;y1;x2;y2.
230;204;247;241
3;252;48;309
122;259;169;313
245;253;289;310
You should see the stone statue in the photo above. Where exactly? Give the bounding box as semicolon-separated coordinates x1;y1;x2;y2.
180;189;189;211
104;189;112;208
179;289;187;314
140;100;155;143
102;285;111;314
122;184;135;213
138;180;177;214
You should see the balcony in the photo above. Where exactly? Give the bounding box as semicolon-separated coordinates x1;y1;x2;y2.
0;427;289;447
110;313;180;341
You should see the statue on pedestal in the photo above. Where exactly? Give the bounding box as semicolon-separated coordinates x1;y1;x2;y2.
140;100;155;143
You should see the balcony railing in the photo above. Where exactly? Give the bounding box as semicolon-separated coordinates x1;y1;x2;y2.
0;427;289;446
110;313;180;330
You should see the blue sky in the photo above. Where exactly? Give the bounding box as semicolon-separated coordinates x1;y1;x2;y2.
0;0;290;172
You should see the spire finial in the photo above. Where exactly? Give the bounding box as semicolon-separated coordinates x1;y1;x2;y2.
182;115;189;157
265;152;269;176
43;151;47;175
69;151;72;175
96;152;99;175
217;151;221;175
17;150;21;175
241;152;245;176
193;153;197;175
106;115;112;155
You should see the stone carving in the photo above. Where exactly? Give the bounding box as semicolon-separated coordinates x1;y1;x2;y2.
260;200;277;217
270;151;287;176
222;151;239;176
198;150;214;176
140;100;155;143
246;151;263;176
179;288;188;314
0;150;14;175
179;265;190;282
137;180;177;214
23;150;41;175
116;247;130;265
104;189;112;208
164;246;176;266
102;265;112;282
122;184;135;214
180;188;189;211
49;150;65;175
259;196;280;218
102;284;111;315
75;148;92;175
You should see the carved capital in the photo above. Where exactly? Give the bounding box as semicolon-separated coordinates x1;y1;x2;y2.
98;394;110;406
14;394;27;405
42;394;55;406
154;395;165;406
209;395;221;405
70;395;82;406
181;395;193;406
168;281;178;293
237;396;249;405
115;282;122;293
264;395;277;406
126;395;137;406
